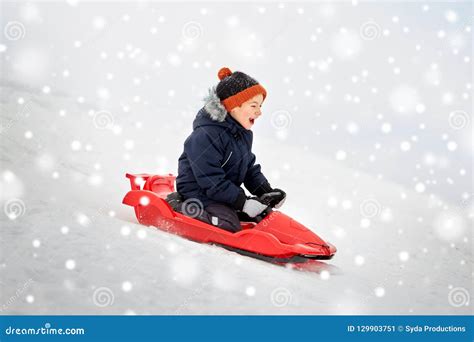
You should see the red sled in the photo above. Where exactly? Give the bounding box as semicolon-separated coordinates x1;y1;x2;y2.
122;173;337;263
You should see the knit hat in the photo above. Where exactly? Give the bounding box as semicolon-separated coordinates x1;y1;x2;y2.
215;67;267;112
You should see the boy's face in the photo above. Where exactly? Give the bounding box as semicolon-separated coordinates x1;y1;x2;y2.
229;94;263;130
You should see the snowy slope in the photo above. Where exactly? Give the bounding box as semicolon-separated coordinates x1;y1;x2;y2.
1;1;472;316
1;83;471;315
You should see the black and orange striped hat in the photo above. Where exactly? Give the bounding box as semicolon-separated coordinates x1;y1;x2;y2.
215;67;267;111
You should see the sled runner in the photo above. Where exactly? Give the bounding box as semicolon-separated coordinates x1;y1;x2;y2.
122;173;336;263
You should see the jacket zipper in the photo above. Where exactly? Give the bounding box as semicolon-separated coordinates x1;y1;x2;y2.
221;151;233;168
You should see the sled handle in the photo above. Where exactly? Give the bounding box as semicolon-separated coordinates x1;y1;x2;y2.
126;173;152;191
143;174;176;193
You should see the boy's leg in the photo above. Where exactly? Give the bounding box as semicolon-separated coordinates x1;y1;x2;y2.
203;203;242;233
178;199;242;233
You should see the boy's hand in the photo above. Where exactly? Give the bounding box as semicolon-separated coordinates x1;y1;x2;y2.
242;198;269;218
259;188;286;209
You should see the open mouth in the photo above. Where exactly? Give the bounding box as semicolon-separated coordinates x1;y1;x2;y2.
249;118;255;125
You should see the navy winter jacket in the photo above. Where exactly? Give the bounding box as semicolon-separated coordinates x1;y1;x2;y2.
176;100;271;210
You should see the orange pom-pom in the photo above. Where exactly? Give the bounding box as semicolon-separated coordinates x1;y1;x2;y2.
218;67;232;80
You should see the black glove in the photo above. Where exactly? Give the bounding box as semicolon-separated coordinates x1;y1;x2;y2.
259;188;286;209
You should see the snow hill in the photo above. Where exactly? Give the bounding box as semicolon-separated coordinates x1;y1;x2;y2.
1;82;471;315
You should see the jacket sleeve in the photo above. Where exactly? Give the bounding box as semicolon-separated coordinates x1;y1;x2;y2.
244;151;272;197
184;128;247;210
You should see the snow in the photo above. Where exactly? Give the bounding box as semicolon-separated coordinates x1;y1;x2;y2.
1;1;472;315
121;282;133;292
65;259;76;270
319;270;330;281
354;255;365;266
374;287;386;298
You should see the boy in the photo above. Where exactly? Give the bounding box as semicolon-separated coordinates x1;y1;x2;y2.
175;67;286;233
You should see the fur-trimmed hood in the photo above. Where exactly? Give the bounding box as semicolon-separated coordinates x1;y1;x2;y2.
203;86;227;122
191;87;248;136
